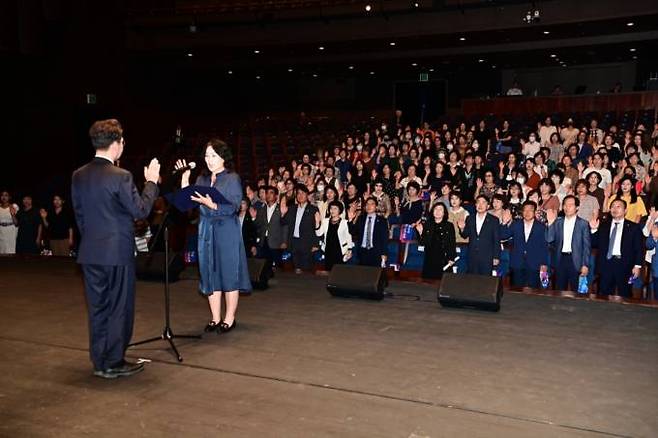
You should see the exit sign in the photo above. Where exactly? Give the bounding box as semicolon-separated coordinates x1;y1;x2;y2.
419;73;429;82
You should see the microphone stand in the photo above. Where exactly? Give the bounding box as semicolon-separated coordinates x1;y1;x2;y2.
129;188;201;362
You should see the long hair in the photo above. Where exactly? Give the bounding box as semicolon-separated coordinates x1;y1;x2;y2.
616;175;638;204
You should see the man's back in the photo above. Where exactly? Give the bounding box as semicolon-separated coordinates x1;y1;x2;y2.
72;157;158;266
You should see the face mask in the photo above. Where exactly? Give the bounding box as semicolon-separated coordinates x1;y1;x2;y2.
317;184;325;192
356;145;363;151
517;177;526;184
447;143;454;151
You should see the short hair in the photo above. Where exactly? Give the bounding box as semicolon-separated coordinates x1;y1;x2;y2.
296;184;309;194
265;185;279;196
328;200;344;214
538;178;556;194
407;181;421;193
586;171;602;183
549;169;565;184
89;119;123;150
522;200;537;211
562;194;580;208
475;194;490;204
205;138;233;169
449;191;462;201
365;196;378;206
611;198;627;210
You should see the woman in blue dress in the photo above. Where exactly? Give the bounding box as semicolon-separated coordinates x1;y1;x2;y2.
175;139;251;333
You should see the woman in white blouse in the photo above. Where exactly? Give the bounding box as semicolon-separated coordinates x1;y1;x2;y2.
316;200;354;271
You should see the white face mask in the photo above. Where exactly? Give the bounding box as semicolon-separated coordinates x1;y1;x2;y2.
517;177;526;184
447;143;454;151
356;145;363;151
317;184;325;192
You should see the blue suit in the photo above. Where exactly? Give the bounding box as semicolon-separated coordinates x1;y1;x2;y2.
577;143;593;160
71;157;159;371
591;219;643;297
546;216;591;290
499;219;548;287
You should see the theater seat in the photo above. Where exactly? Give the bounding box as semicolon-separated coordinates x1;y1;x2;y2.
402;242;424;271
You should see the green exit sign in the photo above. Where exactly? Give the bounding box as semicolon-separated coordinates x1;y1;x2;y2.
419;73;429;82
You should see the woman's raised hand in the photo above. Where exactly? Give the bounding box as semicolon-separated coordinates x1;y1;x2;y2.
175;159;191;188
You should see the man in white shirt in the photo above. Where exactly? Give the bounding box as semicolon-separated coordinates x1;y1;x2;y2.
253;186;288;274
590;199;643;297
546;195;591;291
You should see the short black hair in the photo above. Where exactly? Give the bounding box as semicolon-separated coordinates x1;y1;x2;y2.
562;194;580;208
328;200;344;214
89;119;123;150
522;200;537;211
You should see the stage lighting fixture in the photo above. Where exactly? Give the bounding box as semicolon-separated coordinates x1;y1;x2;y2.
365;4;372;12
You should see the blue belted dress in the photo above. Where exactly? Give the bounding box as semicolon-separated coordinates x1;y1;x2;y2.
195;171;252;294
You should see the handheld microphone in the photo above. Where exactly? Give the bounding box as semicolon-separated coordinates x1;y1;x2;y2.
172;161;196;175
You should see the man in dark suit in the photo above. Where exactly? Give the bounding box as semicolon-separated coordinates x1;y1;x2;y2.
499;200;548;288
71;119;160;379
457;195;500;275
590;198;643;297
280;185;320;273
349;197;389;267
253;186;288;274
545;195;592;291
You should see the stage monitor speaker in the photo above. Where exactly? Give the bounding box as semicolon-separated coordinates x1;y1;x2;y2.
326;265;385;300
136;251;185;282
438;273;502;312
248;257;269;290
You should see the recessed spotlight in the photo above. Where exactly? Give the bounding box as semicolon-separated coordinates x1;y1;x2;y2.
478;59;484;63
413;2;420;8
459;37;466;41
254;49;260;54
318;46;325;51
256;75;261;79
228;70;233;74
411;62;417;66
550;54;556;58
543;31;550;35
369;71;375;75
389;42;396;46
348;65;354;70
630;48;636;52
313;74;318;78
429;68;434;72
492;65;497;69
288;68;293;72
186;53;193;57
627;22;634;27
632;55;638;59
365;4;372;12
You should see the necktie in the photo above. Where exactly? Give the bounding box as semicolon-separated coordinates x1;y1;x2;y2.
366;216;373;249
607;222;618;260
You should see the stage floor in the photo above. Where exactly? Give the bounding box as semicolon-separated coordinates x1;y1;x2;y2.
0;257;657;438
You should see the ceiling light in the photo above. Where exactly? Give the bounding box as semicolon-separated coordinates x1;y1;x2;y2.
348;65;354;70
313;74;318;78
413;2;420;7
627;22;634;27
227;70;233;74
429;68;434;72
478;59;484;63
630;48;636;52
254;49;260;54
411;62;417;66
550;54;556;57
256;75;261;79
186;53;193;57
543;31;550;35
288;68;293;72
459;37;466;41
632;55;638;59
389;42;396;46
318;46;325;51
365;4;372;12
369;71;375;75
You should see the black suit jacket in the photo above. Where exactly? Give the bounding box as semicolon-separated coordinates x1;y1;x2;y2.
591;219;643;271
281;203;320;249
241;214;257;254
71;157;159;266
350;214;389;257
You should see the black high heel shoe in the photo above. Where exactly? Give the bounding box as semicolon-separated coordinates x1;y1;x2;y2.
204;320;221;333
218;320;237;333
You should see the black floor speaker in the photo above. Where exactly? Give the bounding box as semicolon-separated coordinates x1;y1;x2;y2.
136;252;185;282
438;273;503;311
248;257;269;290
326;264;386;300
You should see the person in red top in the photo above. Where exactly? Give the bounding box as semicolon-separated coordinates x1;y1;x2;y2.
524;158;541;190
